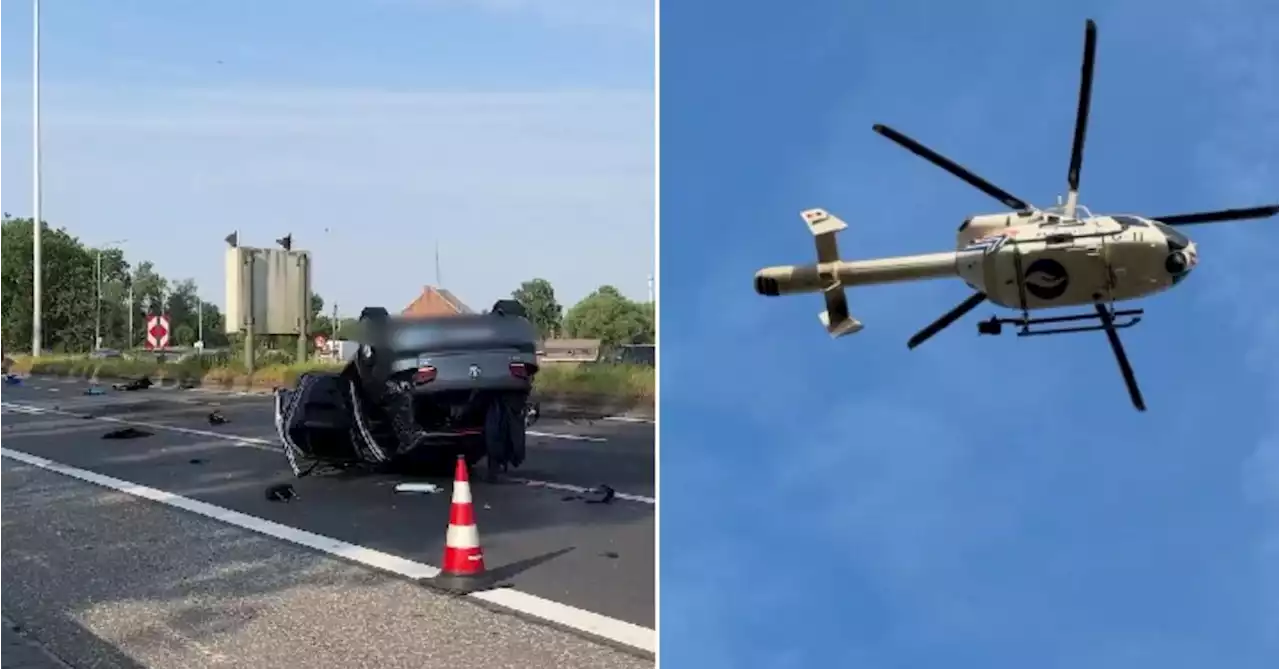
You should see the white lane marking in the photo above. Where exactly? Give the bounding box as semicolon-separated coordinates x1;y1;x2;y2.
603;416;653;425
510;478;655;505
0;401;656;506
527;430;607;443
0;447;655;654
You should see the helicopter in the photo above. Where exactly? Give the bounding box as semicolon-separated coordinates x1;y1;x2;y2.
752;18;1278;412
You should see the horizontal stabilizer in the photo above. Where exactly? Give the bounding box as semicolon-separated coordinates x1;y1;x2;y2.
818;284;864;338
802;208;848;265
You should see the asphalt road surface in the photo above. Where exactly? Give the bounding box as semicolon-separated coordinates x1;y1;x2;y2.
1;376;654;668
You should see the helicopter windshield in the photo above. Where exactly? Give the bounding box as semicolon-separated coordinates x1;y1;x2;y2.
1152;220;1191;250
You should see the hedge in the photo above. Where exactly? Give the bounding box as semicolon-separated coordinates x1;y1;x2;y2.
6;354;654;401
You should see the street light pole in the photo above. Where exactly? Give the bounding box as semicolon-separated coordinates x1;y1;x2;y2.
31;0;43;357
95;251;101;348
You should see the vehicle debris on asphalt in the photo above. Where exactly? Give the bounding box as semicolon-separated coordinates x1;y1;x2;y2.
393;482;443;494
207;410;228;425
562;484;616;504
265;483;298;502
101;427;153;440
83;386;107;396
4;374;22;385
112;376;152;391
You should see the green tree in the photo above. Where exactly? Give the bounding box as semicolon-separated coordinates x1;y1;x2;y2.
1;215;99;353
167;279;200;346
308;293;333;337
511;278;564;340
562;285;654;349
1;214;234;353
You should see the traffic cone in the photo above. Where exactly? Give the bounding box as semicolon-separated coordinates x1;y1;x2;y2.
428;455;490;593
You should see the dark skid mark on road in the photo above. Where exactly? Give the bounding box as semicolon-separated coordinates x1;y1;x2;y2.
1;389;655;629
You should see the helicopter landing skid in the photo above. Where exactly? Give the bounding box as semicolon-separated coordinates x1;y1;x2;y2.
976;308;1143;337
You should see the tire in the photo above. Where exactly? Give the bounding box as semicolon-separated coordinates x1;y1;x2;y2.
274;388;305;478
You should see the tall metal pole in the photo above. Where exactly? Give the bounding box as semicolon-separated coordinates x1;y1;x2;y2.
95;250;102;349
197;298;204;347
127;282;134;349
31;0;43;356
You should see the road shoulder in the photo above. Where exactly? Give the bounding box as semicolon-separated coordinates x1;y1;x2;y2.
1;460;652;669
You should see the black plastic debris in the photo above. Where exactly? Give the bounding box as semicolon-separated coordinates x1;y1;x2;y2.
112;376;152;392
189;458;206;465
178;379;198;390
585;484;616;504
207;410;227;425
561;484;616;504
265;483;298;502
101;427;153;440
600;551;620;559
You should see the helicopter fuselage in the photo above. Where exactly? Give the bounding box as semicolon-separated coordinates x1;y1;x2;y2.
752;211;1199;312
954;212;1198;310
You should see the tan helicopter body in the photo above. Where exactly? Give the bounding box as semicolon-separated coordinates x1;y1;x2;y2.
753;19;1278;411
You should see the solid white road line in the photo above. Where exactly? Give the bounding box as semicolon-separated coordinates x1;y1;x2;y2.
603;416;654;424
510;478;655;505
0;447;656;654
0;401;656;506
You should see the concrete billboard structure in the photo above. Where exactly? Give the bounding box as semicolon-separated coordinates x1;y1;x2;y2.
224;244;312;371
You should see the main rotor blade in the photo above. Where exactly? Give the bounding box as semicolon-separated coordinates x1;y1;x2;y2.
1066;19;1098;194
1150;205;1280;226
907;291;987;350
1095;303;1146;412
872;124;1032;211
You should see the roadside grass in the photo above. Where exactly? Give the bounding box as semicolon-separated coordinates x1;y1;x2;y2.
8;354;655;401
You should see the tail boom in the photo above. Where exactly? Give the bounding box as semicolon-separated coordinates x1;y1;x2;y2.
754;208;960;338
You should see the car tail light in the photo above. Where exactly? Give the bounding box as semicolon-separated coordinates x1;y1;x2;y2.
412;366;437;384
509;362;529;379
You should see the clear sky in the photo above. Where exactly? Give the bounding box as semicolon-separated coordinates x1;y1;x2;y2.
0;0;654;315
659;0;1276;667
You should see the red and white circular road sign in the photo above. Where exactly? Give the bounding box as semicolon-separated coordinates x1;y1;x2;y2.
314;335;328;349
145;314;171;350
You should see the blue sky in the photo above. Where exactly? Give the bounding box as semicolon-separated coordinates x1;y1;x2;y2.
0;0;654;314
659;0;1276;667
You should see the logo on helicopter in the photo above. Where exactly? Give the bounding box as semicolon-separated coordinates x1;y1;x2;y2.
964;231;1016;255
1024;258;1070;300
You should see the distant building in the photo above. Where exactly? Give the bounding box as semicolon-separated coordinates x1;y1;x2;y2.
402;286;475;318
538;338;602;364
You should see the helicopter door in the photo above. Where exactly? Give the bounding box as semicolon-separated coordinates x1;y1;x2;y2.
1014;233;1110;309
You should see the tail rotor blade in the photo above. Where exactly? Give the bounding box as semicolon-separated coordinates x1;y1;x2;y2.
1067;19;1098;194
872;124;1032;212
1151;205;1280;226
907;292;987;349
1095;304;1146;411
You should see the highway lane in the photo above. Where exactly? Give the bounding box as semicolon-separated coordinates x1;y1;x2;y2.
0;377;654;655
2;460;652;669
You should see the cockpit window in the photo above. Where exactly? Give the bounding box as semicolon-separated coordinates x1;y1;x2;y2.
1152;220;1191;249
1112;215;1149;228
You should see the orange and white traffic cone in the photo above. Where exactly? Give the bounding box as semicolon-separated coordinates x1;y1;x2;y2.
430;455;489;592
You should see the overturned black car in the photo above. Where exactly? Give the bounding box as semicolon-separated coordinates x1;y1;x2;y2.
273;300;541;481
